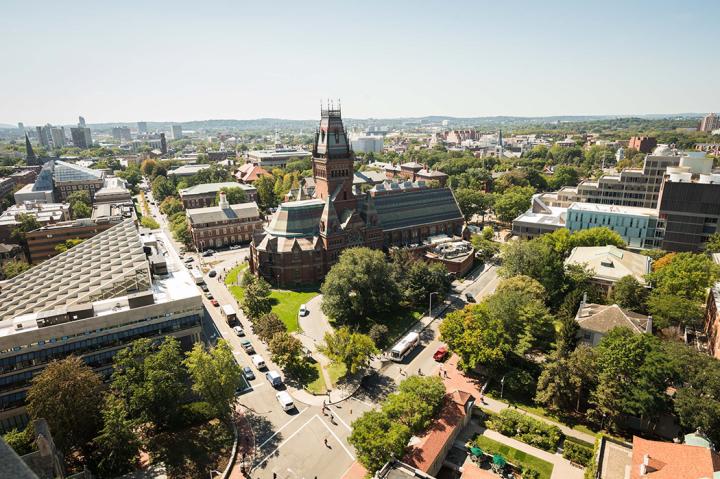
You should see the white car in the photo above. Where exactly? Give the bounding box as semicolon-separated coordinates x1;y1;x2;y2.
233;326;244;336
276;391;295;411
251;354;266;370
299;304;308;317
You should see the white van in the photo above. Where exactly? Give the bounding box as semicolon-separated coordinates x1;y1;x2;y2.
251;354;266;370
276;391;295;411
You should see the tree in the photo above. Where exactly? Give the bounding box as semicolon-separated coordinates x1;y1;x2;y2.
439;304;513;370
396;259;451;308
10;213;40;245
646;252;719;302
26;356;103;455
218;186;247;205
170;216;191;246
706;232;720;253
348;410;411;473
500;239;565;303
397;376;446;411
54;238;84;254
3;425;36;456
454;188;490;222
2;259;31;279
493;185;535;223
254;312;287;343
569;227;626;249
368;324;389;348
495;275;546;303
116;165;142;188
535;345;597;412
268;332;304;369
254;175;277;210
382;391;434;433
151;175;175;202
240;275;273;319
159;196;184;216
646;293;704;329
111;338;187;431
547;165;580;190
321;247;400;323
184;340;243;420
610;275;647;312
319;327;378;374
140;216;160;229
71;201;91;219
93;395;140;477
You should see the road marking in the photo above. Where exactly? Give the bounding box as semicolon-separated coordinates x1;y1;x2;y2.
256;407;309;450
328;407;351;431
252;413;317;471
319;415;355;461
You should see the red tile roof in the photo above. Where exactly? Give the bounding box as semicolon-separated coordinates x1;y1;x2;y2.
630;436;720;479
403;390;473;473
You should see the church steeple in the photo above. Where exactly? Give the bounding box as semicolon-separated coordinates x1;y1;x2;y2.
319;196;339;235
313;102;351;159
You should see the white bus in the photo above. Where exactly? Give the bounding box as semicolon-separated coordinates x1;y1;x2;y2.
389;332;420;362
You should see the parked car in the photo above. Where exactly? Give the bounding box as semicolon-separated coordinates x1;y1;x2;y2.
233;325;245;336
240;339;254;353
202;250;214;257
433;346;449;362
229;245;242;250
205;292;213;300
276;391;295;411
265;371;283;388
251;354;266;370
210;299;219;307
185;263;193;269
208;270;217;278
465;293;475;303
243;366;255;381
184;257;194;263
298;304;308;317
200;284;209;292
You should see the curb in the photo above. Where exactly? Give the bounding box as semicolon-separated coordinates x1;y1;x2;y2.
327;379;363;406
221;421;239;479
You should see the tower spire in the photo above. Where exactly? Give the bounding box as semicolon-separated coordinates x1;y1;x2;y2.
25;133;37;164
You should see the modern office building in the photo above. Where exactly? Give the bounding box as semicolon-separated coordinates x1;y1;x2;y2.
111;126;132;141
0;202;71;243
627;136;657;153
137;121;148;134
250;107;466;286
49;127;65;148
186;193;263;250
179;182;257;208
700;113;720;133
350;135;384;154
246;148;311;169
566;203;659;249
70;127;92;149
511;195;567;239
167;164;210;178
78;116;86;127
0;220;204;431
171;124;183;140
34;125;52;149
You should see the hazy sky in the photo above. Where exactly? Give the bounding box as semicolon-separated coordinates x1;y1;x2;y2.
2;0;718;125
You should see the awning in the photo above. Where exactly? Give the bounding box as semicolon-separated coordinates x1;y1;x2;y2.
470;446;483;457
492;454;506;467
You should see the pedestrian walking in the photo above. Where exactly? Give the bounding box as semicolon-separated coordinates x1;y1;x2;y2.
324;438;328;447
418;367;422;376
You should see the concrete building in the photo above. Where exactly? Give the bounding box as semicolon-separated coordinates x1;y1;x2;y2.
350;135;384;154
70;127;92;149
250;107;466;286
186;193;263;251
179;182;257;209
0;202;71;243
700;112;720;133
171;124;183;139
627;136;657;153
0;178;16;204
49;127;65;148
167;164;210;178
565;245;652;294
423;236;475;277
50;160;105;203
25;217;121;264
246;148;311;169
575;301;651;347
34;125;52;149
704;282;720;360
137;121;147;134
78;116;86;127
111;126;132;141
0;220;203;432
94;176;132;204
566;203;659;249
511;194;567;239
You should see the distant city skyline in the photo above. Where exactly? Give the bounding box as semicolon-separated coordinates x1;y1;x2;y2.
2;0;719;125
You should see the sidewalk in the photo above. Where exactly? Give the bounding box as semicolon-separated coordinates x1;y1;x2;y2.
441;354;597;446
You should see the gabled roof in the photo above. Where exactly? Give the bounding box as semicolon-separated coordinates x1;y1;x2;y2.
368;187;464;232
565;245;651;284
186;202;260;225
630;436;720;479
575;303;650;335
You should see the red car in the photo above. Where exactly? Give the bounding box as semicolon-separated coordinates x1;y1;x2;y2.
433;346;448;362
210;299;219;307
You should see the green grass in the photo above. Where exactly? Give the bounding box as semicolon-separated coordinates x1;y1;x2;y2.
327;362;347;386
225;263;248;287
473;435;554;479
269;289;319;332
305;362;327;395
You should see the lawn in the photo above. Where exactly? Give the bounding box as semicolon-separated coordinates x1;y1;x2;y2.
327;362;347;386
305;362;327;395
225;263;248;286
473;435;554;479
269;289;319;332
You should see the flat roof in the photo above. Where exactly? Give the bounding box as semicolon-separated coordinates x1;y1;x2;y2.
568;202;658;217
514;207;566;226
179;181;255;196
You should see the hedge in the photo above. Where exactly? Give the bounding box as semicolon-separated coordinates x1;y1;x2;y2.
562;441;593;466
486;409;563;452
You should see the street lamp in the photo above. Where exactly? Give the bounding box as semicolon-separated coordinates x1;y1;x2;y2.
429;291;439;320
500;375;505;399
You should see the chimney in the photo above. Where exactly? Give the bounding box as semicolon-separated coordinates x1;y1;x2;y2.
646;315;653;334
218;191;230;209
582;291;588;304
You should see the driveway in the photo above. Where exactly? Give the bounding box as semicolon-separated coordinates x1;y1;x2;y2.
296;294;332;353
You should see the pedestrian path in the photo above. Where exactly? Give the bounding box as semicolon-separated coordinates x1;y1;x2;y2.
441;354;597;446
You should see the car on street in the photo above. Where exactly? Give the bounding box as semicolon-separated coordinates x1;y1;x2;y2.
200;284;209;292
229;245;242;250
276;391;295;411
465;293;475;302
251;354;266;370
433;346;449;362
210;299;219;307
184;257;194;263
202;250;213;257
233;325;244;336
298;304;308;316
243;366;255;380
240;339;254;353
185;263;193;269
265;371;283;388
205;292;213;299
208;270;217;278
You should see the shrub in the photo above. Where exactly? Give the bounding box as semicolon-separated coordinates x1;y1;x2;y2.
178;401;215;427
3;426;36;456
522;469;541;479
563;441;593;466
486;409;563;452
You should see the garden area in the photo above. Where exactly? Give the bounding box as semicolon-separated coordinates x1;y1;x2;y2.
471;435;554;479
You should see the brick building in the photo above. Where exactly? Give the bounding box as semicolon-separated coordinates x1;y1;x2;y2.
179;182;257;209
186;193;263;251
250;107;466;286
628;136;658;153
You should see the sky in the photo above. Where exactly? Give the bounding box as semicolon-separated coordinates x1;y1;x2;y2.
1;0;719;125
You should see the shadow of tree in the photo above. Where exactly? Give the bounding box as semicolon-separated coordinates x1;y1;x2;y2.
243;411;284;469
284;358;320;389
354;371;396;403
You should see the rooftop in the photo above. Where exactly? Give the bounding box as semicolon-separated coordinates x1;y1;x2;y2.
568;202;658;217
179;181;255;196
576;303;650;335
565;245;652;284
53;160;104;183
247;148;311;159
186;202;260;225
630;436;720;479
167;164;210;176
